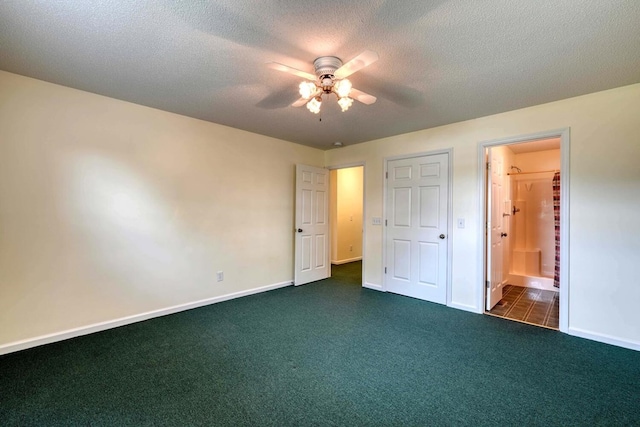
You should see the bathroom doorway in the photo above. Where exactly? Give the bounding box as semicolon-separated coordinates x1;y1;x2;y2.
329;165;364;286
480;130;569;332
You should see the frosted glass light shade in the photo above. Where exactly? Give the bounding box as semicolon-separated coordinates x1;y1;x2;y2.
338;97;353;112
307;97;321;114
335;79;352;98
299;81;317;99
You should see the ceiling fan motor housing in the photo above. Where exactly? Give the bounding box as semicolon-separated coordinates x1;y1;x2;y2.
314;56;342;92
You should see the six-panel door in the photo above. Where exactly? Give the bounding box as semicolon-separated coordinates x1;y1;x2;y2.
385;153;449;304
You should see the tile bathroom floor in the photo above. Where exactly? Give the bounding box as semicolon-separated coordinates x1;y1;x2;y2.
486;284;559;329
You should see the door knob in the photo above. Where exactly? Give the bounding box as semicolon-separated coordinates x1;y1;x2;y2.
297;228;303;233
439;234;445;239
501;232;508;237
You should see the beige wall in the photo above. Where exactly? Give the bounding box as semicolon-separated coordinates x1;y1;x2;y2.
326;83;640;348
0;71;324;348
2;70;639;351
331;167;363;263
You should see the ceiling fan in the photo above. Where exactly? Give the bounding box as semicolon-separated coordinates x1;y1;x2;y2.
267;50;379;114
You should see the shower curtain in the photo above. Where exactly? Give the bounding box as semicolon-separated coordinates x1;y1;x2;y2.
553;172;561;288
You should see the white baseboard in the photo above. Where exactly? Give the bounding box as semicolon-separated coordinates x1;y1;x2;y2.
568;327;640;352
331;256;363;265
0;280;293;356
449;301;482;314
507;273;557;292
363;282;384;291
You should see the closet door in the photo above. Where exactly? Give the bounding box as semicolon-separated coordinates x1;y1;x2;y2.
385;152;449;304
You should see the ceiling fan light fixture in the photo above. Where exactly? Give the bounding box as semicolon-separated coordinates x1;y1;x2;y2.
320;76;333;88
307;96;322;114
270;50;378;114
299;81;317;99
334;79;352;98
338;96;353;112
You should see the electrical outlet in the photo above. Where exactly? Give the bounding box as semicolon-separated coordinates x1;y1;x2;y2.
216;271;224;282
349;245;353;252
457;218;465;229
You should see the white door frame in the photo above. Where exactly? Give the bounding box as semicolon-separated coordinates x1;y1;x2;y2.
477;128;570;333
383;149;454;305
327;162;366;287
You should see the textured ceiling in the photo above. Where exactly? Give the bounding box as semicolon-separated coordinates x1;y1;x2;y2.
1;1;639;149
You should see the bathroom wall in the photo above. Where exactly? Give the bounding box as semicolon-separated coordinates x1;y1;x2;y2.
512;149;560;277
516;149;561;172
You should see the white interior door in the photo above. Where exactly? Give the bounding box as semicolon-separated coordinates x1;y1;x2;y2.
294;164;330;286
385;153;449;304
486;148;504;310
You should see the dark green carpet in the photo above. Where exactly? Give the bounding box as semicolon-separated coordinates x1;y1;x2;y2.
1;261;639;426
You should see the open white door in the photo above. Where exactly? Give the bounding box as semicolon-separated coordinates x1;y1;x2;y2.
385;153;449;304
294;164;330;286
486;148;504;310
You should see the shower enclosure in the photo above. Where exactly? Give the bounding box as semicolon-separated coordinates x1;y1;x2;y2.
507;172;557;291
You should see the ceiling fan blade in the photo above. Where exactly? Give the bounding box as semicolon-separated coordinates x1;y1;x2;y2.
266;62;316;81
291;97;309;107
350;88;377;105
292;89;322;107
334;50;379;79
255;87;301;109
356;75;425;108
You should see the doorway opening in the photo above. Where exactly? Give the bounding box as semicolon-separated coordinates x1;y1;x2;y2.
480;130;569;332
329;165;364;286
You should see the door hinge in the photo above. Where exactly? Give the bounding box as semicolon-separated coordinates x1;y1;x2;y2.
385;171;388;179
486;162;491;170
385;219;387;226
385;267;387;274
486;280;490;289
